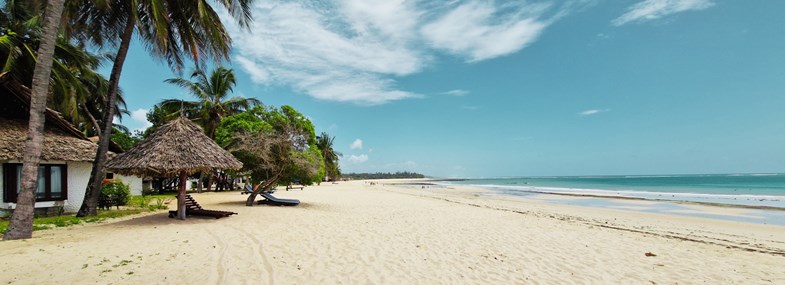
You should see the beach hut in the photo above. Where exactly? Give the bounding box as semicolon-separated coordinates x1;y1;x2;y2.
105;116;242;219
0;79;142;216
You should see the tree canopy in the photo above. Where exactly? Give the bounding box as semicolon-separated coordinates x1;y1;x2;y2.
342;172;426;180
217;105;325;206
159;67;261;139
219;105;324;186
316;132;341;180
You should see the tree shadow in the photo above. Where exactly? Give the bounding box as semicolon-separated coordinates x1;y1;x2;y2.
100;211;231;228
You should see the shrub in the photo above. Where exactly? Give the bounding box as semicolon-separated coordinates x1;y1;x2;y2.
135;196;149;208
154;198;170;209
99;180;131;210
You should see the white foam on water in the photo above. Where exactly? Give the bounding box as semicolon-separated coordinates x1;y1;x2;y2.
470;184;785;208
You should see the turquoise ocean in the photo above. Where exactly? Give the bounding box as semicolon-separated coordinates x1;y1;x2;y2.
444;174;785;209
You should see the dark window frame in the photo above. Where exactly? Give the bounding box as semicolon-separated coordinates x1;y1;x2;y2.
3;163;68;203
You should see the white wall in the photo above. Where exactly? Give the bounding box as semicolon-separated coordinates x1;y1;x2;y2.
64;161;92;213
115;174;143;196
0;162;147;217
0;160;92;215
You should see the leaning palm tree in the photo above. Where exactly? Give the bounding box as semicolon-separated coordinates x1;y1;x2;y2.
77;0;255;217
3;0;68;240
66;68;131;137
160;67;261;139
316;132;342;181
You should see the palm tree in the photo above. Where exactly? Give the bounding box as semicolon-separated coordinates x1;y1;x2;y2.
160;67;261;139
160;67;259;193
77;0;255;217
0;1;127;137
3;0;68;240
68;70;131;137
316;132;342;181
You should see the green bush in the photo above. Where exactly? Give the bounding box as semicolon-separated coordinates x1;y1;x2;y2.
99;180;131;210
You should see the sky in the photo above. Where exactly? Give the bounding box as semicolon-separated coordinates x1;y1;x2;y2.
106;0;785;178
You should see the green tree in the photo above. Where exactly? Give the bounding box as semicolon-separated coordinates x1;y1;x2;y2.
77;0;255;217
140;103;180;138
3;0;68;240
0;1;124;137
218;105;324;206
159;67;261;139
316;132;342;181
214;110;273;148
110;127;141;150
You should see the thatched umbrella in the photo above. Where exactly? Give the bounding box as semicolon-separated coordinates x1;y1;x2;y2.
106;115;242;219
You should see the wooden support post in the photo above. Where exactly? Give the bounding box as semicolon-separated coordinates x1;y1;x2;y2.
178;170;187;220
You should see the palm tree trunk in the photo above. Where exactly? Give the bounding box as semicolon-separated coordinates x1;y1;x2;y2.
196;172;203;193
3;0;67;240
177;170;187;220
80;104;101;137
77;15;136;217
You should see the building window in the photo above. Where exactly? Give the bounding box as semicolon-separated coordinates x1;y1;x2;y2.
3;164;67;203
105;172;114;179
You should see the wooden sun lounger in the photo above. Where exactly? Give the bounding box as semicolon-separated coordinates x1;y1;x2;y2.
168;194;237;219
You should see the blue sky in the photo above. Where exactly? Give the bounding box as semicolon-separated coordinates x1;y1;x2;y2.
107;0;785;178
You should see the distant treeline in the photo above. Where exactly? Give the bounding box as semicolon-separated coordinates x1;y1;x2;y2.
342;171;426;180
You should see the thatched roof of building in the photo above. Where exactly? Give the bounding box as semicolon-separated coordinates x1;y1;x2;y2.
88;136;125;153
105;116;242;177
0;118;99;162
0;78;100;162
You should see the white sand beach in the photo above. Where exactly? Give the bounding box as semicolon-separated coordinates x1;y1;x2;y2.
1;180;784;284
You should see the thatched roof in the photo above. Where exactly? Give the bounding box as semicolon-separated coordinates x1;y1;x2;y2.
0;79;91;140
0;78;100;162
0;118;99;161
105;116;242;176
88;136;125;153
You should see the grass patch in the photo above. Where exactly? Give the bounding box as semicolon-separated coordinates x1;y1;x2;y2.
0;194;173;234
129;194;173;210
0;208;149;235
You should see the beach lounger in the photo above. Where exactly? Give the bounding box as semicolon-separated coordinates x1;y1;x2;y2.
257;192;300;206
168;194;237;219
242;184;254;194
242;183;276;194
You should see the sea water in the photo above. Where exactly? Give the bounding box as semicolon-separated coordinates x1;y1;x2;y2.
446;174;785;208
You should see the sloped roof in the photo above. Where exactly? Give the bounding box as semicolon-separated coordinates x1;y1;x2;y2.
0;79;99;162
0;118;99;161
105;116;242;176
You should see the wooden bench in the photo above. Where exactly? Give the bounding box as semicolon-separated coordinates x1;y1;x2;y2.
285;185;305;191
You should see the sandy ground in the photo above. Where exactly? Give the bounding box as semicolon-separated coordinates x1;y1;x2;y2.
1;180;784;284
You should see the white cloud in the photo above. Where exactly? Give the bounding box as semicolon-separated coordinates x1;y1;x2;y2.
579;109;610;116
223;0;574;105
421;1;551;62
442;89;469;96
350;139;363;150
348;154;369;164
130;108;153;132
613;0;714;26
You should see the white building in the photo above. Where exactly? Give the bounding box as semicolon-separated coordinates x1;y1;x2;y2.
0;82;142;216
